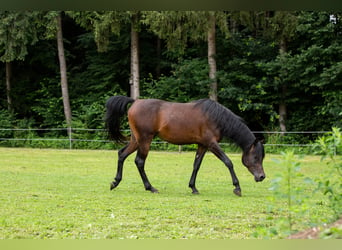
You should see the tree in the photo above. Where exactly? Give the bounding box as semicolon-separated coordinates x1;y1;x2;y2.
207;12;217;101
0;11;39;111
68;11;141;99
143;11;229;101
266;12;298;133
291;12;342;129
5;61;11;111
1;10;340;139
235;11;298;132
130;12;140;99
56;12;72;129
40;11;73;132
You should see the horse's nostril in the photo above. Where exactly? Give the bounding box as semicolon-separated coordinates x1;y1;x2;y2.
255;175;265;182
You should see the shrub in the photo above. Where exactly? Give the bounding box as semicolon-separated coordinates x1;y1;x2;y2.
313;127;342;219
0;110;15;138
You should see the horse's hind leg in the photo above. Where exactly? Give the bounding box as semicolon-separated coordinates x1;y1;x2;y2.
110;139;138;190
189;145;207;194
135;139;158;193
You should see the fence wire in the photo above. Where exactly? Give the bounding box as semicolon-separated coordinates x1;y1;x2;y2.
0;127;329;150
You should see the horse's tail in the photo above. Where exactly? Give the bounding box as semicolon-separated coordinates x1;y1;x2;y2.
105;95;135;142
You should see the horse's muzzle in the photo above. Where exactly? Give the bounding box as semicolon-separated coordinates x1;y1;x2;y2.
255;174;265;182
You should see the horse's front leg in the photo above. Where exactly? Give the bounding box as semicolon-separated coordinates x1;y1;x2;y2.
189;145;207;194
209;142;242;197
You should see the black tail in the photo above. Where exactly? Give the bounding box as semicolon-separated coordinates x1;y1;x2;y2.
105;95;135;142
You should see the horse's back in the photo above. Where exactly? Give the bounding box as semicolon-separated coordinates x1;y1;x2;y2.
128;99;218;145
128;98;168;121
128;99;195;127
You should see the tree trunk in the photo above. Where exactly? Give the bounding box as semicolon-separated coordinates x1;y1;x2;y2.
208;14;217;101
5;61;12;112
279;100;287;133
56;13;72;132
279;38;287;133
130;13;140;100
230;16;237;34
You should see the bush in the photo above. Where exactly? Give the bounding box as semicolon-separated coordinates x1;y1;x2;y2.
0;109;15;138
141;58;210;102
253;150;314;238
313;127;342;219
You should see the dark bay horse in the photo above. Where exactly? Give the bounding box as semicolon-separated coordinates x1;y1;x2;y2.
105;96;266;196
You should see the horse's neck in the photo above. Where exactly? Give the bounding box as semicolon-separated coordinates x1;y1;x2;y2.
229;123;255;151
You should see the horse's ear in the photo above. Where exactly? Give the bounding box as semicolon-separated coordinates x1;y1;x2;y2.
254;138;265;145
253;139;258;145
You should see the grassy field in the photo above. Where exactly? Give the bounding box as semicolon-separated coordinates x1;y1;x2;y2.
0;147;335;239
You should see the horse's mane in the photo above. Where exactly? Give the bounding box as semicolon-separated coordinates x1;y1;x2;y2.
193;99;256;151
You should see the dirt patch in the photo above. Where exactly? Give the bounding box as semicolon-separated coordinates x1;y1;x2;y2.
288;218;342;239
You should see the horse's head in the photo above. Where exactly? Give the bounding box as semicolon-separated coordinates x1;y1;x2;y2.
242;139;266;182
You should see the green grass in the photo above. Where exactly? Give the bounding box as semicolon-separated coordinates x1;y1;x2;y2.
0;147;335;239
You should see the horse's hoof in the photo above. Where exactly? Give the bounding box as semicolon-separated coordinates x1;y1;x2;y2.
192;190;200;195
110;182;117;191
150;187;159;193
233;188;242;197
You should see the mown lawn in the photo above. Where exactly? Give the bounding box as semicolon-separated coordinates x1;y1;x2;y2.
0;147;334;239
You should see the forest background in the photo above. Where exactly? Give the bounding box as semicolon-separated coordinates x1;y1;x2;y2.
0;11;341;147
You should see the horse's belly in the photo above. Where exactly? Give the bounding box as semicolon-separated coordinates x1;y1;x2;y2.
157;122;209;145
156;103;217;145
158;131;196;145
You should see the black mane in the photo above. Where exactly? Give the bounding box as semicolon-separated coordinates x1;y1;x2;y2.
194;99;256;151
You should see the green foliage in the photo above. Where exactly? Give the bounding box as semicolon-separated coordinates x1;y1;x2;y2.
143;11;229;54
320;224;342;239
236;11;298;43
0;11;341;141
31;79;65;128
215;33;279;125
141;58;209;102
0;109;14;138
68;11;130;52
0;11;40;62
68;31;129;98
253;150;315;238
313;128;342;218
38;11;59;40
73;102;105;130
254;128;342;239
314;127;342;157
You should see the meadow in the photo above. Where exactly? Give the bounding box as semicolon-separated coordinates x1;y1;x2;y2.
0;147;335;239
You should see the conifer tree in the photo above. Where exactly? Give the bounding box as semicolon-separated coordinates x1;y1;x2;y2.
0;11;39;111
143;11;229;101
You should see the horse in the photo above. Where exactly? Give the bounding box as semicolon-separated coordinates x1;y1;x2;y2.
105;95;266;196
